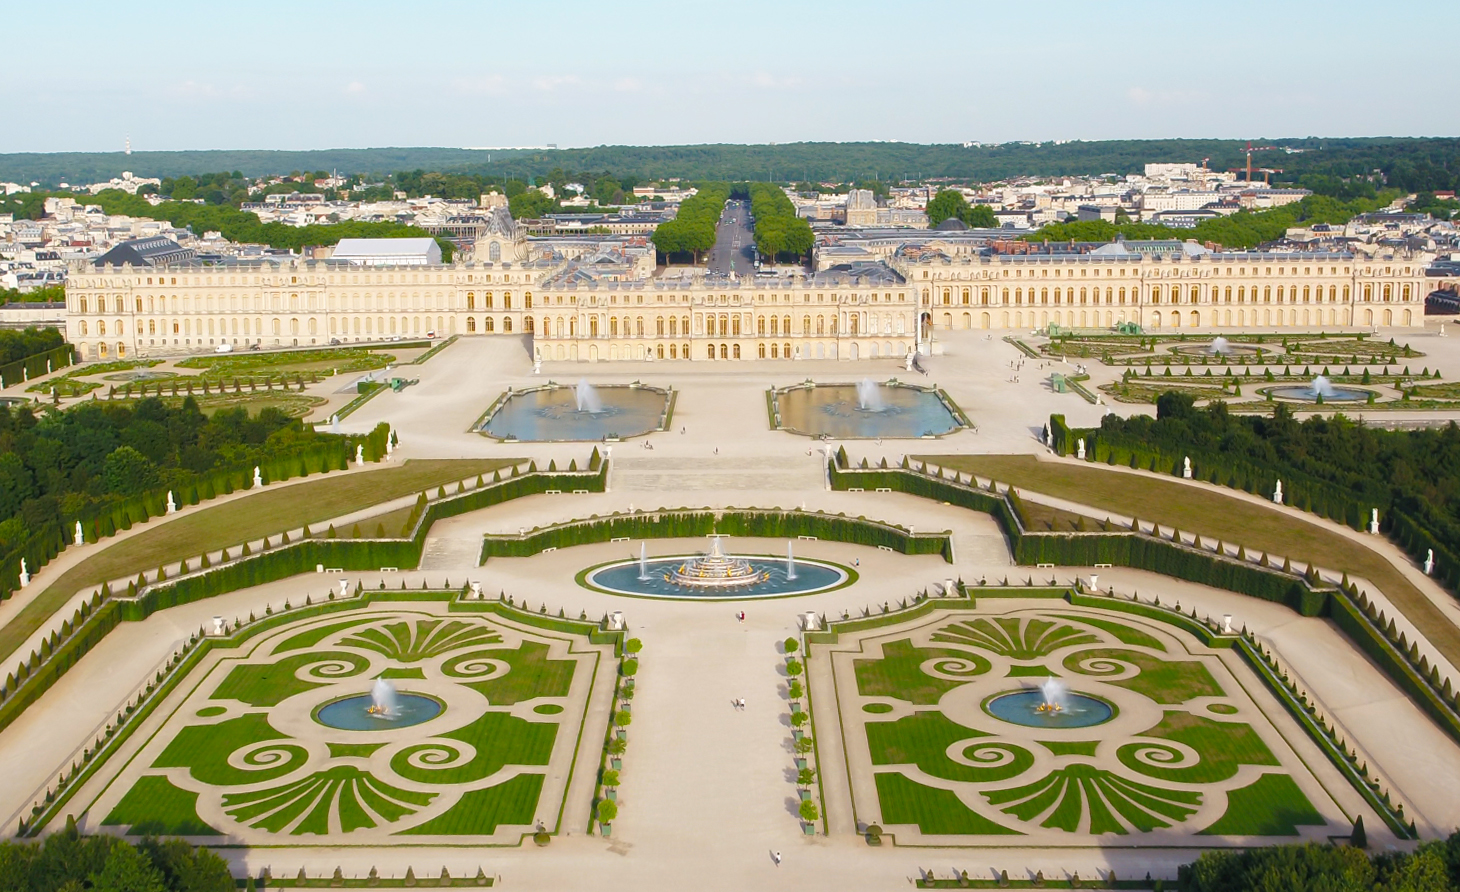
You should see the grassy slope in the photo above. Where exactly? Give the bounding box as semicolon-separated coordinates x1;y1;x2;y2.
0;458;517;663
918;454;1460;666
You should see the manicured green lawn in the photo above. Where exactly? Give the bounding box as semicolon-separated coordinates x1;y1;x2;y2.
875;772;1020;836
391;712;556;785
155;714;306;786
867;711;1033;784
103;776;217;836
401;773;544;835
212;651;372;707
1061;648;1223;704
918;454;1460;667
854;638;989;705
1117;711;1278;784
1200;772;1326;836
454;640;577;706
0;458;517;664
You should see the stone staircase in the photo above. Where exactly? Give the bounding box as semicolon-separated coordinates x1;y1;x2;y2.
610;455;824;493
417;536;484;571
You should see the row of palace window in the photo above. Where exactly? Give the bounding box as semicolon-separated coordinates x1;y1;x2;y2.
529;313;910;339
78;314;446;338
936;283;1411;306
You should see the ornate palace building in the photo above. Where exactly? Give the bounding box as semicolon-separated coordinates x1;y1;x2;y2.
63;208;1431;363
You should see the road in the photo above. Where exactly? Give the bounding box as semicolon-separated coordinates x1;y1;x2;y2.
706;199;756;278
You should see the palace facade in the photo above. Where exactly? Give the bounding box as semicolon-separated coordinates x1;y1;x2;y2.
63;210;1431;363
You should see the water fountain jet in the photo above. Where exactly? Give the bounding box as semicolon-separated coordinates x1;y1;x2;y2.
575;378;603;414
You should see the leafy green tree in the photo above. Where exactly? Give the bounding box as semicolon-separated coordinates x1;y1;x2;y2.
508;190;554;219
799;799;819;822
964;203;997;228
103;446;160;496
926;189;969;226
89;841;165;892
596;799;617;824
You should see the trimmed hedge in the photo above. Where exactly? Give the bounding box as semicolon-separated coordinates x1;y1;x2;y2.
0;343;74;388
481;509;952;563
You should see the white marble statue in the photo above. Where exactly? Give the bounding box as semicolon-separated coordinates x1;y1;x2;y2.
1425;549;1435;575
1183;456;1193;479
1273;480;1283;505
1369;508;1380;535
356;444;365;465
253;466;263;487
74;521;84;547
1076;438;1086;460
166;491;177;514
19;559;29;587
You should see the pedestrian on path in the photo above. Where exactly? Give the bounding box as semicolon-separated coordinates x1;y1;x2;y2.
773;851;781;866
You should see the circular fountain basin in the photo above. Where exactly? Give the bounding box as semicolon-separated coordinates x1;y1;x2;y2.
480;385;669;441
774;384;962;439
1171;343;1263;357
583;556;851;599
985;690;1114;729
314;693;442;730
1264;385;1370;402
104;370;177;382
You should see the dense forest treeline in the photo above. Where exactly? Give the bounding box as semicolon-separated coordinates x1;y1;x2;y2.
746;182;813;261
1181;833;1460;892
0;396;316;554
0;824;233;892
82;190;454;260
649;183;728;262
1080;393;1460;592
5;137;1460;194
0;328;65;368
1023;191;1401;249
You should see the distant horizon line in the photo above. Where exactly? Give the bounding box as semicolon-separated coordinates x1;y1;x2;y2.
3;135;1459;156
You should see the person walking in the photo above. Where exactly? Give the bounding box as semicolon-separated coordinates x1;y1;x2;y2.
773;851;781;866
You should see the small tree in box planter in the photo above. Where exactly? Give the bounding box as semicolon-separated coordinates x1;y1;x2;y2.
790;710;808;729
621;659;638;677
784;637;799;654
786;658;803;676
798;799;819;824
596;799;617;829
865;823;882;846
614;710;632;729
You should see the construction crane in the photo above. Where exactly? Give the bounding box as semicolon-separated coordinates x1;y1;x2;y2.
1226;142;1283;184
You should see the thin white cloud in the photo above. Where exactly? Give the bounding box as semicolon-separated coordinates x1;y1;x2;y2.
345;81;367;95
613;77;642;93
533;74;580;92
453;75;508;96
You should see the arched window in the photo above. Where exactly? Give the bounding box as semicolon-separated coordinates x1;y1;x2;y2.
720;344;728;359
733;344;741;359
485;317;494;332
503;317;512;332
467;317;476;332
466;292;475;310
707;343;716;359
489;241;501;262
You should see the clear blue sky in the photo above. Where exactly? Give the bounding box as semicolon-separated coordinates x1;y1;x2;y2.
8;0;1457;153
